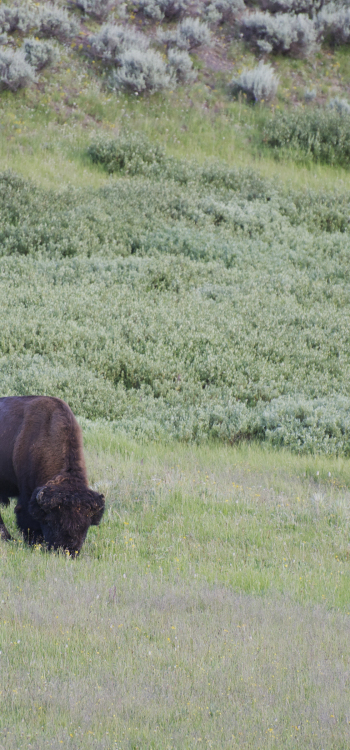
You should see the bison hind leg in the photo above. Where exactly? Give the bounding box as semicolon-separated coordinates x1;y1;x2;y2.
0;512;12;541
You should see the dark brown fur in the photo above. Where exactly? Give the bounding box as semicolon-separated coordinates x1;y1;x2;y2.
0;396;104;554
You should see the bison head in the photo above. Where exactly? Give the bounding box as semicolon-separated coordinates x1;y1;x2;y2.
28;476;105;555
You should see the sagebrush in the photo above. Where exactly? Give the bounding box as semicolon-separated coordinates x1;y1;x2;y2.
240;10;320;57
0;48;36;90
22;37;59;70
107;48;172;92
316;2;350;46
88;23;149;63
134;0;190;20
229;61;279;102
70;0;115;20
202;0;245;24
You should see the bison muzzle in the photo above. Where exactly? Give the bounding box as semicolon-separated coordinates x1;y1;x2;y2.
0;396;105;555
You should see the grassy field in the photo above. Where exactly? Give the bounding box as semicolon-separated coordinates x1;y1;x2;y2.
2;432;350;750
2;1;350;747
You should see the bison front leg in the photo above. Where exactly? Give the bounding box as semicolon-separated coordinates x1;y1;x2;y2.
15;502;44;545
0;511;12;541
0;494;12;540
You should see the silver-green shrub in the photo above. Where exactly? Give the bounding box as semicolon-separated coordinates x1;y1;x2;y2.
260;0;323;12
156;26;178;48
260;396;350;455
159;18;211;49
229;61;278;102
329;96;350;115
203;0;245;24
167;48;196;83
304;87;316;102
22;37;59;70
316;3;350;45
37;4;79;41
70;0;115;21
241;11;320;57
0;4;34;33
134;0;191;20
175;17;211;49
88;24;149;63
0;48;36;91
107;48;173;92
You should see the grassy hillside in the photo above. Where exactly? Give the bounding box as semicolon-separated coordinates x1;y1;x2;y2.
2;1;350;748
1;3;350;454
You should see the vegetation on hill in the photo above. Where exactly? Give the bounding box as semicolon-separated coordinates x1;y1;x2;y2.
0;0;350;454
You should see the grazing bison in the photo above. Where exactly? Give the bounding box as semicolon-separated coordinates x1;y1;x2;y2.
0;396;105;554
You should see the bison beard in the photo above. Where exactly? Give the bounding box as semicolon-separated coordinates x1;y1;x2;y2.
0;396;105;554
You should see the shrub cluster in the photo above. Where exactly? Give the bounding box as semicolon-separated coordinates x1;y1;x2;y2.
167;48;196;84
259;0;323;12
22;37;59;70
88;18;200;92
0;4;34;34
0;48;36;91
107;48;173;92
202;0;245;24
229;61;278;102
36;4;79;41
133;0;191;20
0;2;78;40
264;107;350;167
158;18;211;50
240;11;320;56
316;3;350;46
329;97;350;115
88;24;149;63
70;0;115;21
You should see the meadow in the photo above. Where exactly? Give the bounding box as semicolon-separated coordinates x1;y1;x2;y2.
1;0;350;747
2;435;350;749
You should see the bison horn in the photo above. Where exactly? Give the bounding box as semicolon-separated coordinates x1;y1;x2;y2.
35;486;61;509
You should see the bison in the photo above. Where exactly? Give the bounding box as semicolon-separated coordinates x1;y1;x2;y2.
0;396;105;554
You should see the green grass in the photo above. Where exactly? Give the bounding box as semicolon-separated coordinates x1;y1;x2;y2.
3;49;350;193
2;435;350;749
